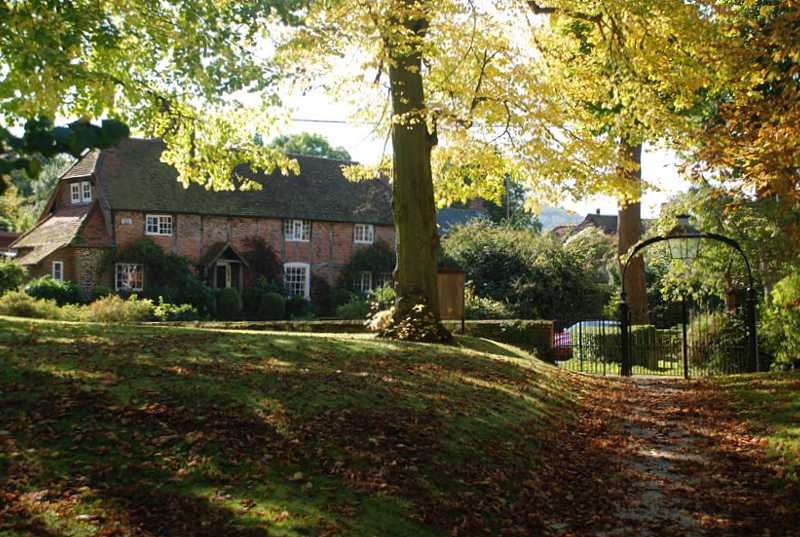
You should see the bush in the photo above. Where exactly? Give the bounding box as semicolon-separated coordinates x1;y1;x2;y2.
338;240;395;292
331;288;357;309
82;294;155;322
336;296;370;320
368;285;396;312
763;273;800;370
464;288;515;320
286;296;314;319
24;276;83;305
153;297;200;322
686;311;750;373
258;292;286;321
373;303;452;342
0;290;65;319
311;275;333;315
216;288;242;320
0;261;26;294
89;285;114;302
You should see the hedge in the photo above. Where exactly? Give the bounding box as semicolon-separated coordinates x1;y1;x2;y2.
443;320;554;356
571;325;659;369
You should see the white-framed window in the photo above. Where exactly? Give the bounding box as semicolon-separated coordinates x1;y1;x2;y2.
283;219;310;242
353;223;374;244
70;183;81;204
51;260;64;281
145;214;173;236
115;263;143;291
69;181;92;204
283;262;310;299
354;271;372;295
374;272;392;289
82;181;92;202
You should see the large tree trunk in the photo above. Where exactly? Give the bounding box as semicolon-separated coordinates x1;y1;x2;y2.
617;141;648;324
383;1;450;342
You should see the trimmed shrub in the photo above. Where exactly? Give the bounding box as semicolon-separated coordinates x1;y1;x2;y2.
447;319;554;355
311;274;333;315
216;288;242;320
0;290;65;319
336;296;370;320
286;296;314;319
571;324;658;369
331;288;356;308
154;297;200;322
0;261;26;294
24;276;83;305
89;285;114;302
258;292;286;321
82;294;155;322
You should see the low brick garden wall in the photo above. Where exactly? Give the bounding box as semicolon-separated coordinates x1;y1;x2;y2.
157;319;555;357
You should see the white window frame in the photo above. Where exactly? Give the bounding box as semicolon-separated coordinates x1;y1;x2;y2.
283;219;310;242
115;263;144;291
145;214;173;236
283;262;310;299
353;223;374;244
81;181;92;202
354;271;373;295
70;183;81;204
51;260;64;281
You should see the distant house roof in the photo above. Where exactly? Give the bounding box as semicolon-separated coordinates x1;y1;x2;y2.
74;138;393;225
581;213;620;235
436;207;487;234
12;205;93;265
0;231;19;252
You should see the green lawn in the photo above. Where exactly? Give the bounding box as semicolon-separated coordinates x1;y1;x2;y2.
0;316;580;536
717;371;800;482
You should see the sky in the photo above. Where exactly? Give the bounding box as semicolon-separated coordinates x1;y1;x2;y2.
279;92;690;219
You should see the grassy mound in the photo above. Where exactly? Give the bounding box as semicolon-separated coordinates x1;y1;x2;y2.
0;316;584;536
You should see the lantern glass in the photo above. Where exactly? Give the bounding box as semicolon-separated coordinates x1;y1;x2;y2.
668;235;701;260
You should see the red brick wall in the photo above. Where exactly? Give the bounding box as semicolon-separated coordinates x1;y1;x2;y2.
29;247;77;282
110;211;395;288
75;204;111;247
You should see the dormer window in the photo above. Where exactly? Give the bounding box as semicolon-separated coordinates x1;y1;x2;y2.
70;181;92;204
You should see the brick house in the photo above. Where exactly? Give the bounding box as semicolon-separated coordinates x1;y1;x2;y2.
11;138;395;299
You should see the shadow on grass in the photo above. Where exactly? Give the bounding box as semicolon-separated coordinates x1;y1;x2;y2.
0;318;579;536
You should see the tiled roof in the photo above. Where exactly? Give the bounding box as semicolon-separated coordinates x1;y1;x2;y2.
437;208;487;234
12;206;91;265
91;139;393;225
60;150;100;180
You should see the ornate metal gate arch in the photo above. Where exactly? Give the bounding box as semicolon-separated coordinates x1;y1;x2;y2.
618;216;759;378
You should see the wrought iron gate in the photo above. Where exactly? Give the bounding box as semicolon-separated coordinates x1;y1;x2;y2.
554;303;756;378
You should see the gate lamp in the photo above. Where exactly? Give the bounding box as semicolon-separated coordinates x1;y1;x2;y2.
667;214;701;261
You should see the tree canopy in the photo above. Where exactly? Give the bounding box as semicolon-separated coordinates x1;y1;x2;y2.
269;132;352;161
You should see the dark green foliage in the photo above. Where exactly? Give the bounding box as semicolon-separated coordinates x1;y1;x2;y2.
216;288;242;320
572;325;658;368
368;286;396;312
449;320;554;355
89;285;113;302
286;296;313;319
688;311;749;373
442;221;611;320
339;240;395;291
242;236;283;284
241;277;284;319
336;296;370;320
258;292;286;321
330;288;357;309
24;276;83;305
0;261;26;294
1;116;129;193
112;238;214;315
464;290;516;320
311;274;332;314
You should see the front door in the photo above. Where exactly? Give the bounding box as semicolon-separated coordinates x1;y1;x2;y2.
215;262;233;288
